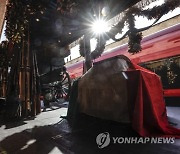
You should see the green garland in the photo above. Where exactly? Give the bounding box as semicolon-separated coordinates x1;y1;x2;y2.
5;0;44;43
81;0;180;58
91;37;106;59
5;0;180;56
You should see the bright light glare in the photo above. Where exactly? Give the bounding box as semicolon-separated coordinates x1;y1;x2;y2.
92;20;110;34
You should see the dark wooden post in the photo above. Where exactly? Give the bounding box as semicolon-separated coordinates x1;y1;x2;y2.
19;39;27;116
0;50;8;97
25;31;31;115
1;66;7;97
84;34;92;72
31;49;41;115
34;52;41;114
18;29;32;116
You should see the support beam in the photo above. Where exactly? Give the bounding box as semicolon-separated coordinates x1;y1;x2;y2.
84;35;92;72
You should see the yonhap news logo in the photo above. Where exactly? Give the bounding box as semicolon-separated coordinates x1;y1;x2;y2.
96;132;111;148
96;132;175;148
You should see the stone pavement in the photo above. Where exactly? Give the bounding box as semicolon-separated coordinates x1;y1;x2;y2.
0;105;179;154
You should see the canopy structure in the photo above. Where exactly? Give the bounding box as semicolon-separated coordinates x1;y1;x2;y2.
3;0;145;44
3;0;180;71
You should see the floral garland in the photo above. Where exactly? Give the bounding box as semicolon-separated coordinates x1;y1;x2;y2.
79;0;180;58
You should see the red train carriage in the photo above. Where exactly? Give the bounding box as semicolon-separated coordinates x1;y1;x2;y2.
67;24;180;99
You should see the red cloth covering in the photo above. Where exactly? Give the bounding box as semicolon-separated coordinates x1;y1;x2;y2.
126;63;180;138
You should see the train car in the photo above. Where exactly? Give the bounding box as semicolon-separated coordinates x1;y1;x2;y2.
67;24;180;99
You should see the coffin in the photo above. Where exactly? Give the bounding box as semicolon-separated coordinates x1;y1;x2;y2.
78;56;132;123
77;55;180;137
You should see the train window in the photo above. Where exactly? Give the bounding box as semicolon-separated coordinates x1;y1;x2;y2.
140;56;180;89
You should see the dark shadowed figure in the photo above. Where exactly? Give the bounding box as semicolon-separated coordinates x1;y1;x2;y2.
5;88;21;120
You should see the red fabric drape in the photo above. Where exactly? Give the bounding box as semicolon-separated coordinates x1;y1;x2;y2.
126;63;180;138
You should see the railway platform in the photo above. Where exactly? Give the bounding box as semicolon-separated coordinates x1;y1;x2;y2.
0;104;180;154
